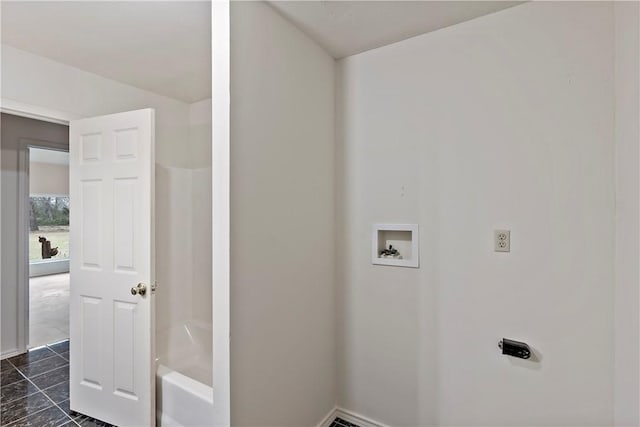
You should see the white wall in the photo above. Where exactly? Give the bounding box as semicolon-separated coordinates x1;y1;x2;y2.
29;161;69;196
0;45;193;356
230;2;336;425
1;45;191;169
336;2;615;426
614;2;640;426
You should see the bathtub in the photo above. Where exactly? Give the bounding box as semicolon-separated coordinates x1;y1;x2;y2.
157;320;214;426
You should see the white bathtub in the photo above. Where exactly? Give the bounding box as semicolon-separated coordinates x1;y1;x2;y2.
157;320;213;426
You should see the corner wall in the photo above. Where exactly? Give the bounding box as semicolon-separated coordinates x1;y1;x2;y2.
336;2;615;425
229;2;336;425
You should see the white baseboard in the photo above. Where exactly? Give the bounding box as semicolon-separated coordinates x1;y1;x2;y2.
30;260;70;277
317;406;339;427
1;348;22;360
317;406;388;427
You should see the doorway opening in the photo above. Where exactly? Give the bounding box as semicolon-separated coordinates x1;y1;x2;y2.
28;147;70;349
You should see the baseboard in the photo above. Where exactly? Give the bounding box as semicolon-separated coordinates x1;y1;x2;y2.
1;349;22;360
317;406;339;427
29;260;70;277
317;406;388;427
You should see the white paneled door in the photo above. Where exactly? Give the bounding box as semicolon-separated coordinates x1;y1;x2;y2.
69;109;155;427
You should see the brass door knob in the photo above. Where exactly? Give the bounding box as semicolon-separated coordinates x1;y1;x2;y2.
131;283;147;296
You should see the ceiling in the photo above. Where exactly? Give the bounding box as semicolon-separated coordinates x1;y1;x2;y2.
268;1;523;59
30;148;69;166
1;1;521;101
1;1;211;103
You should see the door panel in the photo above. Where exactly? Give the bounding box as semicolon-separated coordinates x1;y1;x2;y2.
70;109;155;427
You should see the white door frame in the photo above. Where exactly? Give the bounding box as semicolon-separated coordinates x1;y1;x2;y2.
1;99;78;355
17;136;70;351
212;1;231;424
0;98;81;125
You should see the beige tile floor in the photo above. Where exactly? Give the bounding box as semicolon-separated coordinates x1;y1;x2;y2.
29;273;70;348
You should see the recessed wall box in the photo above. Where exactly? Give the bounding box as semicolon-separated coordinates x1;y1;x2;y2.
372;223;419;268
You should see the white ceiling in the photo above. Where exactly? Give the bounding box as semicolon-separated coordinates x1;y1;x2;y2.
268;1;523;59
1;1;211;103
30;148;69;166
1;1;521;101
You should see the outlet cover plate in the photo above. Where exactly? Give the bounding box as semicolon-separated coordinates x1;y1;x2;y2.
494;229;510;252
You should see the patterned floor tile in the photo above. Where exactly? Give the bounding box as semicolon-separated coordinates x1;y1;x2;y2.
47;341;69;355
0;380;39;404
15;356;68;379
0;366;26;388
4;405;71;427
1;339;118;427
1;359;13;372
42;382;69;404
8;347;57;369
74;415;114;427
1;391;52;425
30;365;69;390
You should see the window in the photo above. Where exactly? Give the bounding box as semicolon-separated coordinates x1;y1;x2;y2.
29;196;70;262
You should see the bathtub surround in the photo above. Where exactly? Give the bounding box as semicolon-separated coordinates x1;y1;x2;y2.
156;364;213;427
189;99;213;328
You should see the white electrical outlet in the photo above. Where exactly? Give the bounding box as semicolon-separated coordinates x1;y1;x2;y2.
494;230;510;252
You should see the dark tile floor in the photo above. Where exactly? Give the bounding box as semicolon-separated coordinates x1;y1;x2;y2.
3;343;362;427
331;417;361;427
0;340;113;427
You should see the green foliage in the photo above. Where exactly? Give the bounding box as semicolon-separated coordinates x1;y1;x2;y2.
30;196;70;227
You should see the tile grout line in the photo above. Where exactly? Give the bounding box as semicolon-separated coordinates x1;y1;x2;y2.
2;363;56;427
8;348;65;368
39;392;80;427
4;341;108;427
0;366;40;404
5;357;79;427
8;352;59;369
46;343;69;357
10;357;69;383
4;405;56;427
